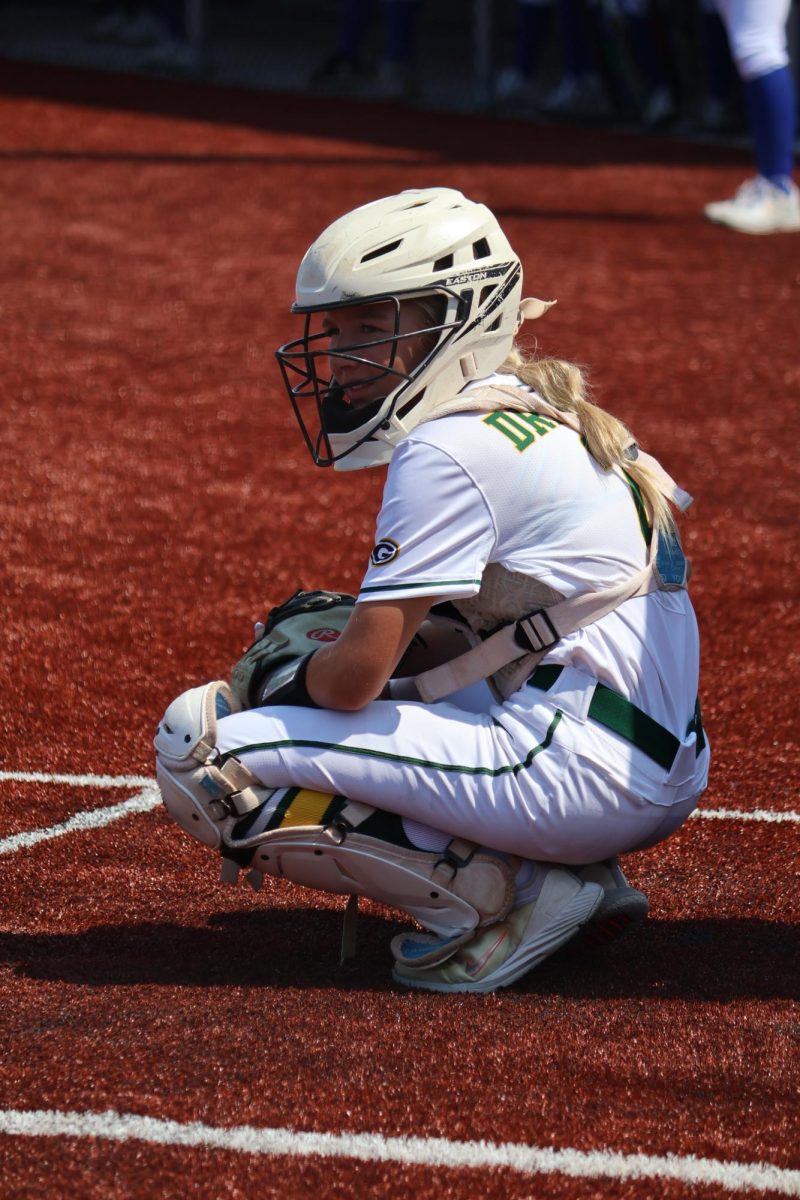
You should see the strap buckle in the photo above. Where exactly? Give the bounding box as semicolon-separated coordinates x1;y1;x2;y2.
515;608;560;653
434;837;478;880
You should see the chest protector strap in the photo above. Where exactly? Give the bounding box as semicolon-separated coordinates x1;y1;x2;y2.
412;384;692;704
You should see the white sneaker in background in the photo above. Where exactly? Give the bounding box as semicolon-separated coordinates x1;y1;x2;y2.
704;176;800;234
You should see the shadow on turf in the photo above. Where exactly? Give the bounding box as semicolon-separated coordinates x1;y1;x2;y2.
0;155;680;223
0;61;750;171
0;910;798;1000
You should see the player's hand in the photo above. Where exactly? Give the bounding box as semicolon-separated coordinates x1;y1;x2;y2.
230;589;356;708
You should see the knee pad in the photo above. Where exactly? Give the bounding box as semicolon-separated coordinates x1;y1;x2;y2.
221;790;516;940
154;680;272;849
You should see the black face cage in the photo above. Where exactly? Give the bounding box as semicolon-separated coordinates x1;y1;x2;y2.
275;291;465;467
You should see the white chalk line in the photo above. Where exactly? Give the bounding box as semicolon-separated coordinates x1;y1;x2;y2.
0;787;161;856
0;1108;796;1195
0;771;153;788
693;808;798;825
0;772;796;858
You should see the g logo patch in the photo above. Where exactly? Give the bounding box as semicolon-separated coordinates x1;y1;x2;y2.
370;538;400;566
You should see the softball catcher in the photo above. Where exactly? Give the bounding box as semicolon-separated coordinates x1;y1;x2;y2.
155;187;709;992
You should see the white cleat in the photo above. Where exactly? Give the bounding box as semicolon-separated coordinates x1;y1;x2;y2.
703;176;800;234
392;868;602;993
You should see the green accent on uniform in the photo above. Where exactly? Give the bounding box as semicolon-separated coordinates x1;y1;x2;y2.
360;578;480;594
689;698;706;754
527;664;562;692
483;409;558;452
622;470;653;546
221;712;562;779
528;665;706;772
265;787;301;831
357;808;418;848
588;684;678;771
320;795;348;825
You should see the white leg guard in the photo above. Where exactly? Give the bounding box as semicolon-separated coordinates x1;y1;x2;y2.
153;681;272;849
221;790;515;940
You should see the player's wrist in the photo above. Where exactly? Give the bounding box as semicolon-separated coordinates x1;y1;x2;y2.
257;652;319;708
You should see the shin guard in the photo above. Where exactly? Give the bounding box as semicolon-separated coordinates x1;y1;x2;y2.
223;788;516;940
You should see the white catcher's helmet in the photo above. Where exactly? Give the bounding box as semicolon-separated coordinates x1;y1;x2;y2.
275;187;552;470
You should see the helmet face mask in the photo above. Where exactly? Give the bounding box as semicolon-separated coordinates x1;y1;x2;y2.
275;188;525;470
276;289;463;468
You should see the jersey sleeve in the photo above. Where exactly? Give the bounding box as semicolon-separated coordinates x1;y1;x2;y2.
358;437;496;603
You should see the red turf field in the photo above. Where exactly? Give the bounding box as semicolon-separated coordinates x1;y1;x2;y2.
1;64;798;1198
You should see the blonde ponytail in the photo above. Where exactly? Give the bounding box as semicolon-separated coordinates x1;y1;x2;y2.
499;346;677;537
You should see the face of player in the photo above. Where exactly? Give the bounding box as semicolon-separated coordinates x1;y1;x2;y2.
321;300;436;408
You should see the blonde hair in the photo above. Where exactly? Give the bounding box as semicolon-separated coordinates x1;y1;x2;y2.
500;345;676;537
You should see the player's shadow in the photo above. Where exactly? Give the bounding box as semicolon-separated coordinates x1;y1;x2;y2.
0;912;797;1000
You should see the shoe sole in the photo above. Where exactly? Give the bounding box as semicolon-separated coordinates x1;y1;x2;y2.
392;881;603;994
575;886;649;947
704;212;800;235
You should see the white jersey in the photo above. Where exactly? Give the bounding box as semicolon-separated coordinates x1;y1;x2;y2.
358;375;701;760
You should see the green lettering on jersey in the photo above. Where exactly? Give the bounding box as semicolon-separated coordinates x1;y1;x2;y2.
483;410;558;451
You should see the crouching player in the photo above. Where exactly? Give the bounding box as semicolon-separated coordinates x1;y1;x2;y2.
155;188;709;992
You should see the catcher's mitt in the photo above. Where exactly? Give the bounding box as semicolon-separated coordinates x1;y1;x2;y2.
231;589;356;708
